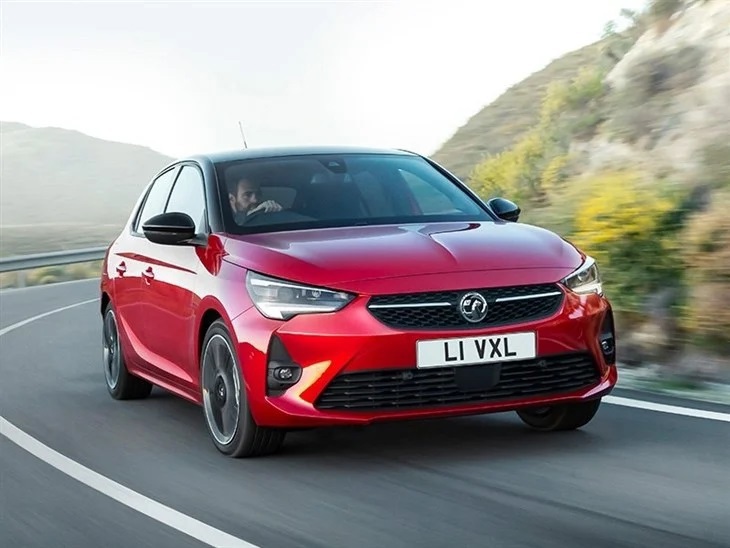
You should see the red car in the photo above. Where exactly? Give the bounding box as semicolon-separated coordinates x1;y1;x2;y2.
100;146;616;457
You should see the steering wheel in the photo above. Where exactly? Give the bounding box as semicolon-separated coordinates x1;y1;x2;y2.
240;209;316;226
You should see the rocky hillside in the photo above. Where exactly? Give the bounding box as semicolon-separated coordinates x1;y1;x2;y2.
431;40;612;180
434;0;730;375
0;122;173;255
577;0;730;182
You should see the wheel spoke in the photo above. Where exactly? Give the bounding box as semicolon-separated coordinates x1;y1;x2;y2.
213;341;227;375
221;398;238;436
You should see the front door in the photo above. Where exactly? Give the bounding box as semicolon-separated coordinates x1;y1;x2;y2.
119;165;179;371
138;164;208;391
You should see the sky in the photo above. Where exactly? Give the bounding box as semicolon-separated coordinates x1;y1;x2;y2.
0;0;648;158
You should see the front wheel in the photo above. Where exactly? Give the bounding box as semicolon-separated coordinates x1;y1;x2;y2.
516;398;602;431
200;319;286;458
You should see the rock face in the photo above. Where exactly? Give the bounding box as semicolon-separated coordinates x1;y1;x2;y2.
585;0;730;178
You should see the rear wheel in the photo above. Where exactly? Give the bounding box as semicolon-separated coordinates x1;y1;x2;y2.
516;398;602;431
102;303;152;400
200;319;286;457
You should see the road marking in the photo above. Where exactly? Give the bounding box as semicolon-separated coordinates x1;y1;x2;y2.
0;298;260;548
0;298;99;337
0;298;728;547
604;395;730;423
0;418;259;547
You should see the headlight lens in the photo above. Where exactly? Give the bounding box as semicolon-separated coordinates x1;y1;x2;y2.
562;256;603;295
245;271;355;320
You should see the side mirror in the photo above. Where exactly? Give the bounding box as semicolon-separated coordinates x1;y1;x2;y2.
487;197;521;222
142;212;197;245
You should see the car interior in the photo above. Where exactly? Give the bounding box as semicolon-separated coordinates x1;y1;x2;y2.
219;155;479;231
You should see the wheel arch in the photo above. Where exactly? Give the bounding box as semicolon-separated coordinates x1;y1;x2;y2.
101;291;111;316
196;298;240;370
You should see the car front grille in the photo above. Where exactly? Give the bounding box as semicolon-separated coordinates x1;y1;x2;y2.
315;352;600;411
366;283;564;330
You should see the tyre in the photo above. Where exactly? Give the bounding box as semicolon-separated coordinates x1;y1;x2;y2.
200;319;286;458
516;398;602;431
102;302;153;400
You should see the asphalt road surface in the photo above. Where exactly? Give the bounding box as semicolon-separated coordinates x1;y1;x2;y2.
2;279;729;548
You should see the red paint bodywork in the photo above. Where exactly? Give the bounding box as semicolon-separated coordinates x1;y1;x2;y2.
101;212;617;427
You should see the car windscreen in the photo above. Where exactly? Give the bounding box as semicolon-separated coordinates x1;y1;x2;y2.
215;153;494;234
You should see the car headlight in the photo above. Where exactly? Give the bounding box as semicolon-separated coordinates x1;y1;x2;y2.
561;256;603;295
245;271;355;320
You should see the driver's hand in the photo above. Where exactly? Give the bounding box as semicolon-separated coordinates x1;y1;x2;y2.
247;200;283;215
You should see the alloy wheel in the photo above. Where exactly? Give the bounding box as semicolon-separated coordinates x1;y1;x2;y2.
201;333;241;446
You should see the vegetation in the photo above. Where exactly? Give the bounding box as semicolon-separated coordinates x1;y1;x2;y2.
679;189;730;352
430;41;617;180
0;261;102;290
469;65;610;207
570;170;685;313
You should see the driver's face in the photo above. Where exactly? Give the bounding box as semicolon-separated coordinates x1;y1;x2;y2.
230;179;262;213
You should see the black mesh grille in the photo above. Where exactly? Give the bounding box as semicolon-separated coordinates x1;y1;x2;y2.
315;352;599;411
367;283;564;330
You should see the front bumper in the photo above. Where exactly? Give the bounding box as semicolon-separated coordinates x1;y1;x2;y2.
231;287;617;428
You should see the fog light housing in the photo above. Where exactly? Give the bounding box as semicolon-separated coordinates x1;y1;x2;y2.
266;336;302;396
598;307;616;365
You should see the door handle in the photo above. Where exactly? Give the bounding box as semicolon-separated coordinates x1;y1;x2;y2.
142;266;155;283
116;261;127;276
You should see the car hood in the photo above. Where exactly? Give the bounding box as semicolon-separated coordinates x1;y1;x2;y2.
223;222;584;291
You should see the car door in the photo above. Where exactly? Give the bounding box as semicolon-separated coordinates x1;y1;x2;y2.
115;166;179;368
138;163;208;390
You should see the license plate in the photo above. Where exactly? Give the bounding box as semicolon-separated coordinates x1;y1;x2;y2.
416;332;536;368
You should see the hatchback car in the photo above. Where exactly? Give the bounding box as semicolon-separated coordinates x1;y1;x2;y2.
100;146;617;457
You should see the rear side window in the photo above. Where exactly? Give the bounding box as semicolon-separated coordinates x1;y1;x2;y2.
135;168;177;231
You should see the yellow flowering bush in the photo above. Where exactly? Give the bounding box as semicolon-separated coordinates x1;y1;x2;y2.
569;170;682;312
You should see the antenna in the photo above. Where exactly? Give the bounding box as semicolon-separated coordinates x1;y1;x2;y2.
237;121;248;149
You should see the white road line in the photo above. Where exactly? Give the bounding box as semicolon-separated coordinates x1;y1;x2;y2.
604;395;730;423
1;299;728;548
0;298;260;548
0;298;99;337
0;418;258;548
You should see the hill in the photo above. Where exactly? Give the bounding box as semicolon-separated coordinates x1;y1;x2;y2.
0;121;173;255
431;40;612;180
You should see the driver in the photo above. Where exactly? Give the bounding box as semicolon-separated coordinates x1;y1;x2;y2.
228;177;283;223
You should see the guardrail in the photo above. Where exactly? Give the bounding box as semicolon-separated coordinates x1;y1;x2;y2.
0;246;107;288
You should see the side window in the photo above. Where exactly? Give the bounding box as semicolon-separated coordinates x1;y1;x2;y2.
135;168;177;231
399;169;458;214
165;165;207;233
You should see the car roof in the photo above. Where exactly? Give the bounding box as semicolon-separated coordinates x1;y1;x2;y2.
186;145;420;164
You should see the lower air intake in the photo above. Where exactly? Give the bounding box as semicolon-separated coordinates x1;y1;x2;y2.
315;352;599;411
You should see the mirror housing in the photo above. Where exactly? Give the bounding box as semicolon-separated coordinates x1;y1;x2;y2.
487;197;521;222
142;212;197;245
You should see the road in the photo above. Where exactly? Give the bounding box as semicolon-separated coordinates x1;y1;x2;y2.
1;279;729;548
